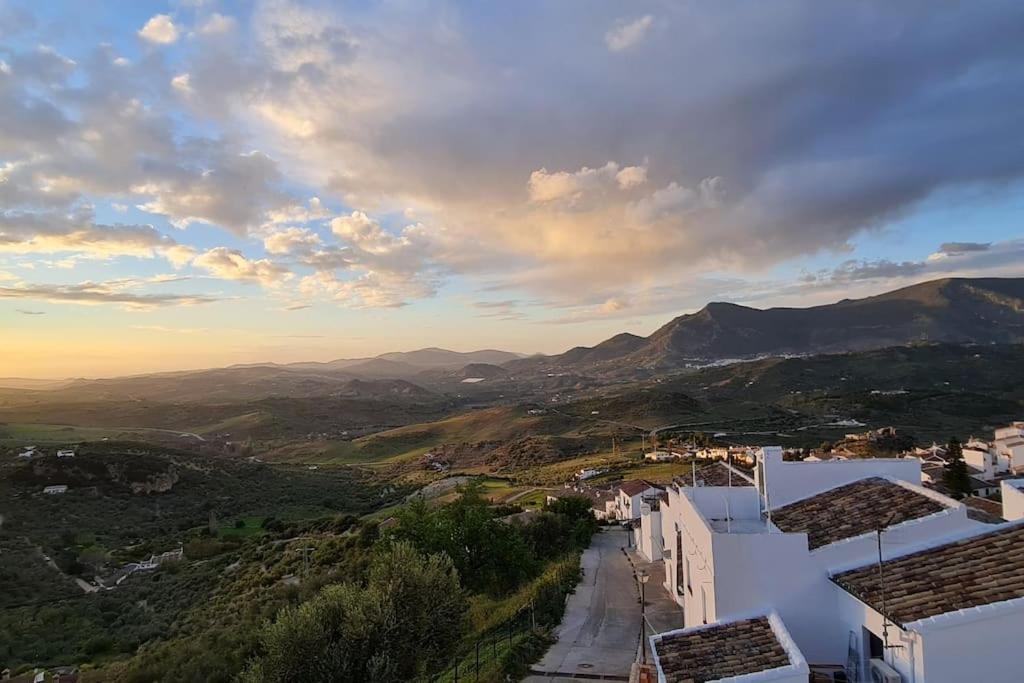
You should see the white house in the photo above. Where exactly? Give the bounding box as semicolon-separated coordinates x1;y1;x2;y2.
650;611;809;683
43;485;68;495
831;522;1024;683
637;496;665;562
653;446;990;671
1000;479;1024;521
994;421;1024;442
644;450;682;462
612;480;664;521
962;442;1004;478
695;446;728;460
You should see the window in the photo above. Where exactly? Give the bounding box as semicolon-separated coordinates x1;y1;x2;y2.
675;531;684;596
685;556;692;595
700;585;708;624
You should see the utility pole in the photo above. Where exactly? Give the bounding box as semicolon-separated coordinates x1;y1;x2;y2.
638;569;650;665
876;514;903;659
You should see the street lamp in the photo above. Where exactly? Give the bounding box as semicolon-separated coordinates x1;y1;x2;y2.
638;569;650;664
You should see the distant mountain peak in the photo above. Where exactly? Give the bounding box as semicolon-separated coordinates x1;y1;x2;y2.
510;277;1024;374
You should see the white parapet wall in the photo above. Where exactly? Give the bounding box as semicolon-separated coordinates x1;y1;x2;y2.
756;446;922;508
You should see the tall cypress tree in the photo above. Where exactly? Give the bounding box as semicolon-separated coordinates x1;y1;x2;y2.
943;437;972;500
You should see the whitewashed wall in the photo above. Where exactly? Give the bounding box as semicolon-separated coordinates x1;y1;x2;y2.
757;446;922;508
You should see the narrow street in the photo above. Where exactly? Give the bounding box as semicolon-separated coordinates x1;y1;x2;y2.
525;526;683;682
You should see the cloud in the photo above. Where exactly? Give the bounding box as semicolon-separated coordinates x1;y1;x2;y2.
135;150;287;235
527;162;647;204
829;259;928;283
198;13;236;36
605;15;654;52
139;14;180;45
171;73;193;94
264;227;322;255
471;299;525;321
193;247;292;287
16;309;45;315
5;1;1024;320
938;242;991;255
0;210;189;265
0;280;217;309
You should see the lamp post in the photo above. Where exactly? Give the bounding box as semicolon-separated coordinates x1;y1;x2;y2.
638;569;650;664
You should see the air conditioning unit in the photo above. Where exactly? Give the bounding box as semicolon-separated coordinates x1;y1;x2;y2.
869;658;902;683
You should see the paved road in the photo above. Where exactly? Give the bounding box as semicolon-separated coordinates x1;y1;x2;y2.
526;526;683;682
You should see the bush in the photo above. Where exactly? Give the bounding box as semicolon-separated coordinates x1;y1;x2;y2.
240;542;466;682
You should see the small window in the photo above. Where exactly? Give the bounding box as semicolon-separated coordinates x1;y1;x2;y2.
700;585;708;624
685;557;692;595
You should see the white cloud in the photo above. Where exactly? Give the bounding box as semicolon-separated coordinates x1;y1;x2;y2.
0;279;217;309
192;247;292;287
615;165;647;189
138;14;180;45
171;73;193;94
264;227;322;255
605;15;654;52
198;13;236;35
528;162;647;204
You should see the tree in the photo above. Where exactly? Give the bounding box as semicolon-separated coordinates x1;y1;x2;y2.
943;437;972;500
240;542;465;682
390;485;537;594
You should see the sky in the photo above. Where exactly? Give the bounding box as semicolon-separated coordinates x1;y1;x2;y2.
1;0;1023;378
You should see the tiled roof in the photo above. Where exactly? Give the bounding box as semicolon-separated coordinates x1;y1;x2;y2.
833;524;1024;626
771;477;947;550
619;479;661;496
653;616;790;683
694;462;754;487
961;496;1004;523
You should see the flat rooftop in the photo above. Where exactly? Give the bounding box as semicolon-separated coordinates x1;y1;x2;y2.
833;523;1024;626
771;477;947;550
652;616;791;682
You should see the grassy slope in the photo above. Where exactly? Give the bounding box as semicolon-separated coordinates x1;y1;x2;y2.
267;407;585;465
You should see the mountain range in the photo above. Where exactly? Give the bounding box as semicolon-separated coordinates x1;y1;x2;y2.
510;277;1024;374
2;278;1022;399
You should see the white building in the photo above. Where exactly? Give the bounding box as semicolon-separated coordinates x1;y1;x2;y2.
43;485;68;495
755;445;921;508
652;446;994;677
612;480;664;521
695;446;728;460
1000;479;1024;521
831;522;1024;683
650;611;809;683
637;497;665;562
644;450;682;462
994;421;1024;442
56;448;75;458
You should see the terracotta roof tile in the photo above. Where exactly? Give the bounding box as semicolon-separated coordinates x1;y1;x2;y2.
653;616;790;683
699;462;753;487
619;479;661;496
962;496;1004;523
833;524;1024;625
771;477;946;550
